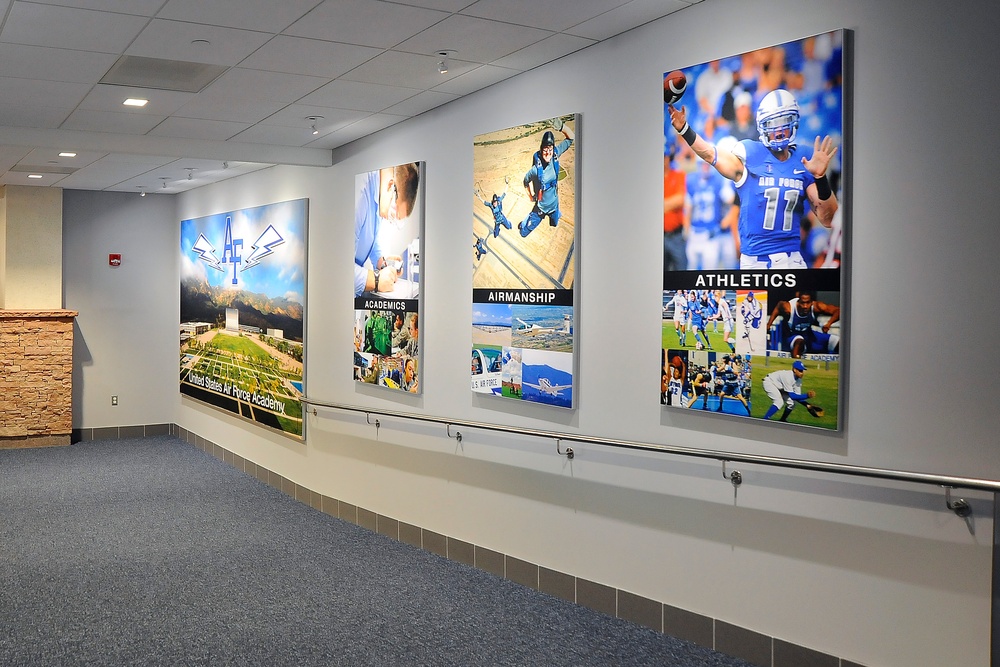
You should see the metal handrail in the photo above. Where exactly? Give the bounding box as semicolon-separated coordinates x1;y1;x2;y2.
301;397;1000;494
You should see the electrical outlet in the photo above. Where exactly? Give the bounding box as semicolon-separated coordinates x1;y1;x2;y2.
111;395;118;406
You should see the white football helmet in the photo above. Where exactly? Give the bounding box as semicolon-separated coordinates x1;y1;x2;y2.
756;89;799;151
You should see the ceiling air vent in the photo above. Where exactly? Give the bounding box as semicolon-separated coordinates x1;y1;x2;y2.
99;55;227;93
10;165;78;175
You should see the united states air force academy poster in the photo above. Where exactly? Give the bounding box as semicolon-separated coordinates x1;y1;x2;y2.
353;162;423;394
472;115;578;408
180;199;307;438
661;31;846;430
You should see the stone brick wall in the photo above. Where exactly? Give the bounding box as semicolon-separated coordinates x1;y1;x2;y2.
0;309;77;447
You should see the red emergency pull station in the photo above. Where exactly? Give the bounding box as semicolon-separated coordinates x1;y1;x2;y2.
109;254;122;267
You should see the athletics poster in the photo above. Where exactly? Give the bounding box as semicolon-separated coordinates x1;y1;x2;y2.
180;199;307;438
472;115;577;408
354;163;423;394
661;31;845;430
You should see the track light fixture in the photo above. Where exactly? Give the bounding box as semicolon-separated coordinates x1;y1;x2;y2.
436;50;454;74
307;116;324;135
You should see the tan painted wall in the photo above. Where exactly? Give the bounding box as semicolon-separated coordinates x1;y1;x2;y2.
1;185;63;309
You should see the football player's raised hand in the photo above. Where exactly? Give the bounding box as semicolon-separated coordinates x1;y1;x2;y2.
802;135;838;178
668;104;688;133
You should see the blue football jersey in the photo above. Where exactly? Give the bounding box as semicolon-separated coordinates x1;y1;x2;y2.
733;140;815;256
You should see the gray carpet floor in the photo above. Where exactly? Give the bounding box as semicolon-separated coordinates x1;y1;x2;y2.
0;435;756;666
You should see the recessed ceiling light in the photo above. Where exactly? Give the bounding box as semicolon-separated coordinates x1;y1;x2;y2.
58;152;77;158
123;98;148;107
28;174;43;179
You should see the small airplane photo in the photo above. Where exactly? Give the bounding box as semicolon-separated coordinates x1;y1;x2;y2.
515;314;571;336
522;377;571;396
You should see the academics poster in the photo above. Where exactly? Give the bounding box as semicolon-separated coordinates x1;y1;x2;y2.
472;115;577;408
180;199;307;438
353;162;423;394
661;31;846;430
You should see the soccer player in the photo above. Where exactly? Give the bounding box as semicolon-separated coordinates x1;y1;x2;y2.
669;290;689;346
767;291;840;357
688;292;711;350
761;360;817;421
716;292;736;352
669;89;838;269
519;120;574;237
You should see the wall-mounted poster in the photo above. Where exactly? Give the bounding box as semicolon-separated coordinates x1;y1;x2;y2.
354;163;423;393
661;31;845;430
472;115;577;408
180;199;307;438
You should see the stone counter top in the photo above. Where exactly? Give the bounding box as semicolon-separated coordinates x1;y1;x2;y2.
0;309;78;318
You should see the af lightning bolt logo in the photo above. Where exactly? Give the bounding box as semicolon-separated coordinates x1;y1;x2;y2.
242;225;285;272
192;234;223;271
191;218;285;285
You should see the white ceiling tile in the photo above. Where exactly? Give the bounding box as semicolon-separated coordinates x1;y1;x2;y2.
491;32;595;71
78;84;195;115
382;89;459;117
197;68;327;103
390;0;475;11
57;161;160;190
174;95;287;124
61;108;167;134
341;50;479;89
0;171;70;186
104;162;272;192
21;148;106;168
310;113;408;149
0;2;148;52
259;105;367;133
0;43;119;83
285;0;449;49
25;0;163;15
298;80;420;113
125;19;273;66
431;63;519;95
94;153;175;166
0;103;74;129
238;36;382;78
565;0;689;41
147;117;250;141
461;0;630;32
228;124;316;147
0;76;93;109
157;0;322;33
0;145;33;171
395;14;552;63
